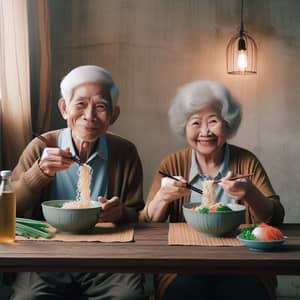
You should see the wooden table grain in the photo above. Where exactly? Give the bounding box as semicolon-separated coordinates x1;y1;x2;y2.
0;223;300;274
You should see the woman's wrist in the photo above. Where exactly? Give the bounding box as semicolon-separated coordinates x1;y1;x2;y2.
148;190;170;221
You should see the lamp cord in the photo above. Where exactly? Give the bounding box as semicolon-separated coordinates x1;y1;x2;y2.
240;0;244;33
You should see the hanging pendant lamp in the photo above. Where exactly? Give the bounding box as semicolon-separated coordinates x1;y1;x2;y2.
226;0;257;74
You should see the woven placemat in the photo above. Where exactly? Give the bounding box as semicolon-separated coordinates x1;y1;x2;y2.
168;223;242;246
16;223;134;242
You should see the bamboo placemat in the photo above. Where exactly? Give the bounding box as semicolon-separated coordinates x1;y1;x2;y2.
168;223;242;246
16;223;134;242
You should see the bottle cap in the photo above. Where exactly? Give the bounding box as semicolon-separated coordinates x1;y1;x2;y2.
0;170;12;178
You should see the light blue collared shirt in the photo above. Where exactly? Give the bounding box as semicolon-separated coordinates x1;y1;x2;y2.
49;128;108;201
188;144;234;205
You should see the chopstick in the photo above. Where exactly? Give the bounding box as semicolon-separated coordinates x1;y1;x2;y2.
214;173;254;184
158;171;253;194
69;156;84;165
33;132;83;166
158;171;203;194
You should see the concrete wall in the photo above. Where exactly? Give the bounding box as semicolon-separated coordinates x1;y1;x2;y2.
49;0;300;223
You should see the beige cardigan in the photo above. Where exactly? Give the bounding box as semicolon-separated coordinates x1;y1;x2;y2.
11;129;144;222
141;144;285;300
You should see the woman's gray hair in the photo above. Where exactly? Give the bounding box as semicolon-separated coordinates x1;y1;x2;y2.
168;80;241;139
60;65;119;107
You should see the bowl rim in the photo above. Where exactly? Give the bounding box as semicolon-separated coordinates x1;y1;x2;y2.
41;200;102;210
183;202;246;213
237;235;288;244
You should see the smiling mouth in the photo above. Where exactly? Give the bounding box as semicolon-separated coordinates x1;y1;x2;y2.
197;139;216;145
83;126;98;131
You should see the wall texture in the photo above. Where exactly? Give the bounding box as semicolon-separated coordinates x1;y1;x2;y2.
49;0;300;223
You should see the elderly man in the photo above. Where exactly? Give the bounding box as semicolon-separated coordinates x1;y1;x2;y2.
9;65;146;300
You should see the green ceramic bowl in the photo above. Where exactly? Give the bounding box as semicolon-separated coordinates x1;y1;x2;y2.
42;200;101;234
183;203;246;237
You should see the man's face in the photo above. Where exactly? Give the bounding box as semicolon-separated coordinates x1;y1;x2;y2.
60;82;115;144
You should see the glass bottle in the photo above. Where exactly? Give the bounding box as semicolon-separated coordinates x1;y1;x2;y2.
0;170;16;243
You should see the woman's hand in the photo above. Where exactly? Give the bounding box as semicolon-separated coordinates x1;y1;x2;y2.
158;176;190;204
218;171;275;222
218;171;252;201
38;147;74;177
147;176;190;222
98;196;123;223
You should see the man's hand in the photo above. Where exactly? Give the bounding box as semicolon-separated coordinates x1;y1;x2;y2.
38;147;75;177
98;196;123;222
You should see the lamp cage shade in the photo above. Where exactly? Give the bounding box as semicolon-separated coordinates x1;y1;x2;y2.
226;31;257;74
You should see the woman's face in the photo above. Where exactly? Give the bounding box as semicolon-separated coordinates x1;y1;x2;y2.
185;103;228;158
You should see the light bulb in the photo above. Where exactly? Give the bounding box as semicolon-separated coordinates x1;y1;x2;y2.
237;50;247;71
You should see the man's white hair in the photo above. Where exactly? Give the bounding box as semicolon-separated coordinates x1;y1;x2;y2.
60;65;119;106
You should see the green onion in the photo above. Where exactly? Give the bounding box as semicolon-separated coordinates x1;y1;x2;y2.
239;224;258;240
216;205;232;212
16;218;54;239
16;217;48;229
198;207;209;213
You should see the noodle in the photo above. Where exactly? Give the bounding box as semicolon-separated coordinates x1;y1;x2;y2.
76;163;92;206
201;180;216;208
62;163;92;208
190;179;221;211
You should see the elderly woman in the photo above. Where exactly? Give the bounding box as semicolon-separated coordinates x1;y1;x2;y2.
142;80;284;300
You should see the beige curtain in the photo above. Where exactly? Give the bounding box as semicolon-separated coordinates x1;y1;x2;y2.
0;0;32;169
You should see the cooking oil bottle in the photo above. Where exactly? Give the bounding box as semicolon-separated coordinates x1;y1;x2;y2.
0;170;16;243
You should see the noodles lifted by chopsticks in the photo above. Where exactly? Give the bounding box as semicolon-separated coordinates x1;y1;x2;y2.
201;180;216;208
190;179;236;212
190;179;223;211
76;163;92;205
62;163;92;208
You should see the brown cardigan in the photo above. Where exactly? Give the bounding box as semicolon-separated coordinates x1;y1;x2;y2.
142;144;284;225
141;144;285;300
11;129;144;222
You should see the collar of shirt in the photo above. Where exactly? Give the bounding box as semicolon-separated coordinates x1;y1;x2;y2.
58;128;108;162
189;143;230;183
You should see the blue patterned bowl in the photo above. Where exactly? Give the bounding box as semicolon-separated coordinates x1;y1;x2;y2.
237;235;287;251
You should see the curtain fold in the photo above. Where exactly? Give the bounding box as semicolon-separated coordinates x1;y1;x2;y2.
35;0;52;134
0;0;32;169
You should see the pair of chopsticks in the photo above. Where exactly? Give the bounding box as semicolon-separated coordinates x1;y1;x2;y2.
159;171;253;195
159;171;203;194
33;132;83;166
213;173;254;183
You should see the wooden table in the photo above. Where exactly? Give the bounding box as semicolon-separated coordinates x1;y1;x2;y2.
0;223;300;274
